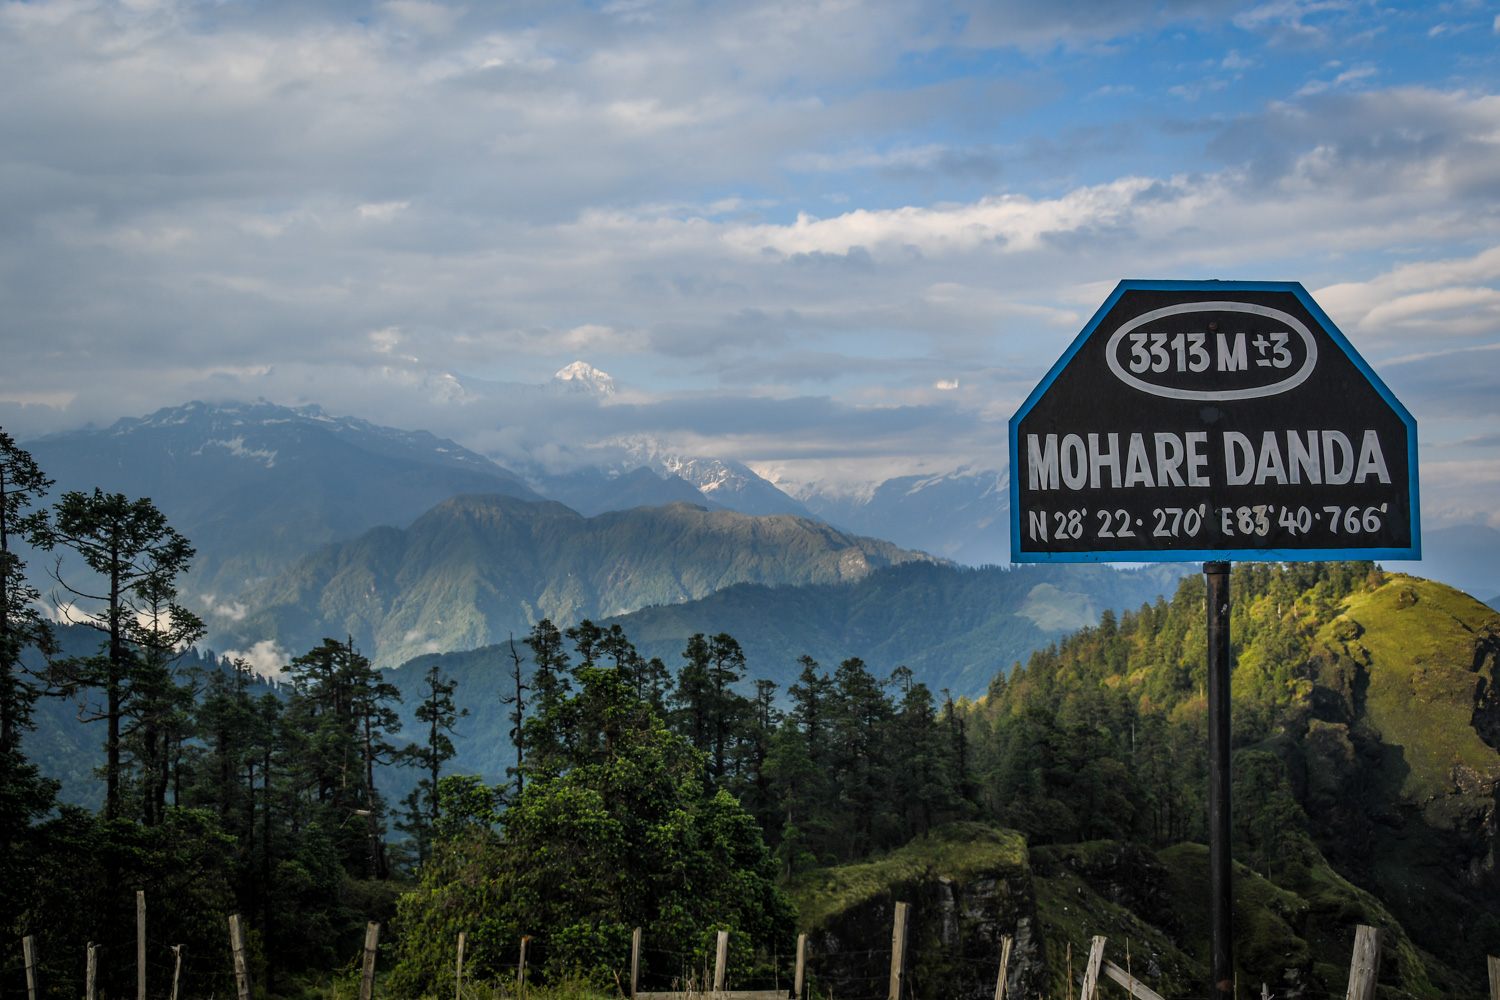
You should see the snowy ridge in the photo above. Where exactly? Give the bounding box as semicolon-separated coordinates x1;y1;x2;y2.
551;361;617;395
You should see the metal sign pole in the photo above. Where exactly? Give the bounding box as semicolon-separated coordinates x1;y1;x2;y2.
1205;561;1233;998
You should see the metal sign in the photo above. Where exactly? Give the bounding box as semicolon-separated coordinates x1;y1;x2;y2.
1009;280;1420;562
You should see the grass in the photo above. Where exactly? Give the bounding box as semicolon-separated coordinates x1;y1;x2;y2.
305;965;618;1000
1322;575;1500;811
1030;842;1198;999
786;822;1027;933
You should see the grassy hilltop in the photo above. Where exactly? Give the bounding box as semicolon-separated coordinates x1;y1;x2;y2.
788;568;1500;998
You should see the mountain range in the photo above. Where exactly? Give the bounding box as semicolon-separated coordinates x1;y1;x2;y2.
216;494;940;669
798;467;1010;566
19;396;1500;673
24;401;542;599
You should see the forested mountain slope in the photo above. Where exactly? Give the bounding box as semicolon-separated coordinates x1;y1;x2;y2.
960;563;1499;994
601;560;1182;697
221;495;940;668
381;560;1181;786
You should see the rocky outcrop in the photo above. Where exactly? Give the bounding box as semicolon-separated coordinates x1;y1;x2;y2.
789;824;1046;1000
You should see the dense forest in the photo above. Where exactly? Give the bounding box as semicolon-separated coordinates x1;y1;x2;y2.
970;561;1380;859
4;426;1494;1000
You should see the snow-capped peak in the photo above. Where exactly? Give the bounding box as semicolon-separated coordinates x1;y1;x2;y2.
552;361;616;395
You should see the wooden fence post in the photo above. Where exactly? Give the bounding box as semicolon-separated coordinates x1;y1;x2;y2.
171;944;184;1000
360;922;381;1000
455;932;466;1000
1079;936;1105;1000
794;933;807;1000
22;935;37;1000
714;930;729;992
86;942;97;1000
1344;924;1382;1000
1485;954;1497;1000
1102;961;1167;1000
137;890;147;1000
228;915;250;1000
887;902;910;1000
630;928;642;999
517;935;531;997
993;935;1013;1000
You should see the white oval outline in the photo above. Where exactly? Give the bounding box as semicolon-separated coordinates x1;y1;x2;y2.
1103;301;1319;400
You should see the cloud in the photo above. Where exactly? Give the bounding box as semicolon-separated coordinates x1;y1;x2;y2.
382;1;463;35
1315;245;1500;344
222;639;290;678
0;0;1497;503
1294;64;1376;97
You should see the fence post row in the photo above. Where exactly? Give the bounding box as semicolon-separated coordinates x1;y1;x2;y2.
171;944;184;1000
630;927;642;999
1344;924;1382;1000
714;930;730;993
794;933;807;1000
887;901;910;1000
228;914;251;1000
455;932;466;1000
993;935;1013;1000
21;935;37;1000
1101;961;1166;1000
1078;936;1106;1000
137;890;147;1000
359;922;381;1000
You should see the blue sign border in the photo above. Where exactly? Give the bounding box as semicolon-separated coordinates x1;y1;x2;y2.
1008;279;1422;563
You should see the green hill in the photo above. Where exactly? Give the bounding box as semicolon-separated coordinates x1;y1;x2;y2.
219;494;942;668
962;563;1500;993
602;560;1183;696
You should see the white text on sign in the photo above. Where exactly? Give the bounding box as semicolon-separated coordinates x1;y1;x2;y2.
1025;430;1391;492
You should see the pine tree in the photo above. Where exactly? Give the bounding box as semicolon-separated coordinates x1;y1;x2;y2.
672;633;714;755
0;429;54;758
44;489;202;821
500;634;529;800
521;619;572;778
0;431;59;935
829;656;892;858
705;632;749;783
283;637;401;877
396;661;467;866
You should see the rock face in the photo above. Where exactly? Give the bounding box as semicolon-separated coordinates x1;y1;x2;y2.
789;824;1046;1000
791;824;1454;1000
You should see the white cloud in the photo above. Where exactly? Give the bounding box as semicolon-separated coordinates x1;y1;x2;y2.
222;640;289;678
359;201;410;221
1315;245;1500;342
0;0;1496;501
1295;64;1377;97
383;1;463;35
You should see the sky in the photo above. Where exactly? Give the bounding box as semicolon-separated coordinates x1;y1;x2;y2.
2;0;1499;525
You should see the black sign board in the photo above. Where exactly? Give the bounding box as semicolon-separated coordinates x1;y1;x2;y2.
1009;280;1420;562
